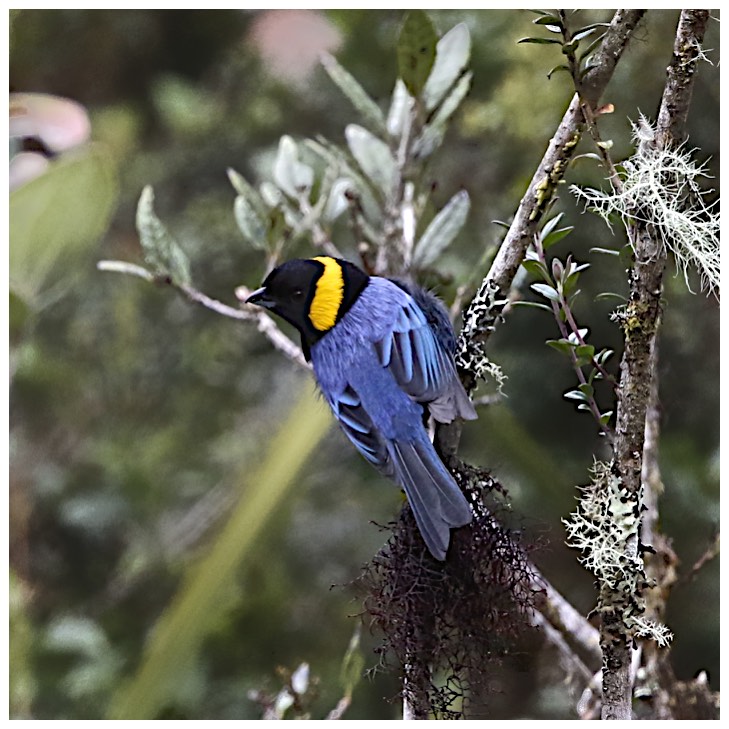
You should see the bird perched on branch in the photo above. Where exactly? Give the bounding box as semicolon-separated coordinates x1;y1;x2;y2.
247;256;476;560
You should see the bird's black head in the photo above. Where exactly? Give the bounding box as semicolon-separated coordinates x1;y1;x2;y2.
246;256;369;357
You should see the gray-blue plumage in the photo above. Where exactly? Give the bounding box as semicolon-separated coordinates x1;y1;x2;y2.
311;276;476;560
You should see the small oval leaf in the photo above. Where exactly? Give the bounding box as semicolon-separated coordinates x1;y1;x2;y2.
412;190;470;268
345;124;396;196
423;23;471;111
397;11;438;98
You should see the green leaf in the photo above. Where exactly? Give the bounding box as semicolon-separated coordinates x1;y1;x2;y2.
423;22;471;111
572;27;598;42
543;226;574;249
227;167;267;220
518;37;562;45
512;300;553;313
531;282;561;302
540;212;564;239
397;11;438;98
547;338;575;356
323;177;353;222
304;137;381;221
578;382;594;398
596;348;614;365
345;124;396;196
547;64;571;79
273;136;313;199
578;32;607;61
590;246;620;256
564;389;588;401
233;195;267;250
10;144;118;302
600;410;613;425
413;71;472;159
320;53;387;137
136;186;191;286
532;14;563;27
412;190;470;268
595;291;628;302
386;79;412;138
521;258;550;280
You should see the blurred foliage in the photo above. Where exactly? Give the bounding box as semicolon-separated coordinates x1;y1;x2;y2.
9;9;719;720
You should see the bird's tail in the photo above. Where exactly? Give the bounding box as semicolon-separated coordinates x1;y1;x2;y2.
389;438;472;561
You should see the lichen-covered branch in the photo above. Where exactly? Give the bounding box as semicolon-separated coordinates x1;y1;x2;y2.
455;10;646;394
598;10;710;720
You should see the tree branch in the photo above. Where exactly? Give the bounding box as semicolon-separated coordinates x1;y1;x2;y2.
600;10;709;720
455;9;646;395
97;261;309;369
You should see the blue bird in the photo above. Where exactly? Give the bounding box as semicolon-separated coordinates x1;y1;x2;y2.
247;256;477;560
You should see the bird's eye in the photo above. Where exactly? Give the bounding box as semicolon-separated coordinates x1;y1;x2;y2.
292;288;304;300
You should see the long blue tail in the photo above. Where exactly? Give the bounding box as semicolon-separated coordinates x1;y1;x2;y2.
389;437;472;560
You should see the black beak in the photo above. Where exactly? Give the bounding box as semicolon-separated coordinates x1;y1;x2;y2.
246;286;275;309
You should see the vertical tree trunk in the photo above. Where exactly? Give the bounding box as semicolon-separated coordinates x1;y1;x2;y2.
600;10;709;720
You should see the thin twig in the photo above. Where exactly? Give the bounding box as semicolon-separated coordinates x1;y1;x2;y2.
97;260;309;369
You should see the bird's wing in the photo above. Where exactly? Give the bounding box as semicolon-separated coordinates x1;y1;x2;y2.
372;293;477;422
327;384;395;478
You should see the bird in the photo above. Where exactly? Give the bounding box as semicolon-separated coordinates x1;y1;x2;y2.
246;256;477;560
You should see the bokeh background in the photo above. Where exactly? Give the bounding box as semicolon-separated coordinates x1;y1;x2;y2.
9;9;719;719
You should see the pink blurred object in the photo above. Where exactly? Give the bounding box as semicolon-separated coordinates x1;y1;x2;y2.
10;92;91;190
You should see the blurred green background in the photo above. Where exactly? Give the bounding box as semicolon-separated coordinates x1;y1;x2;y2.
9;9;719;719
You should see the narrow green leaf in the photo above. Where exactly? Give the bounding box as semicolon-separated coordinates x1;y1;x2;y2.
600;410;614;425
320;53;387;137
578;32;607;61
412;190;470;268
273;135;313;199
518;37;562;45
572;27;598;42
564;389;588;401
572;152;603;164
547;64;571;79
233;195;267;250
512;300;553;313
345;124;396;196
540;212;564;239
531;282;561;302
595;292;628;302
136;186;191;286
543;226;574;249
226;168;267;220
532;14;563;27
423;23;471;111
413;71;472;159
562;40;579;55
397;11;438;98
